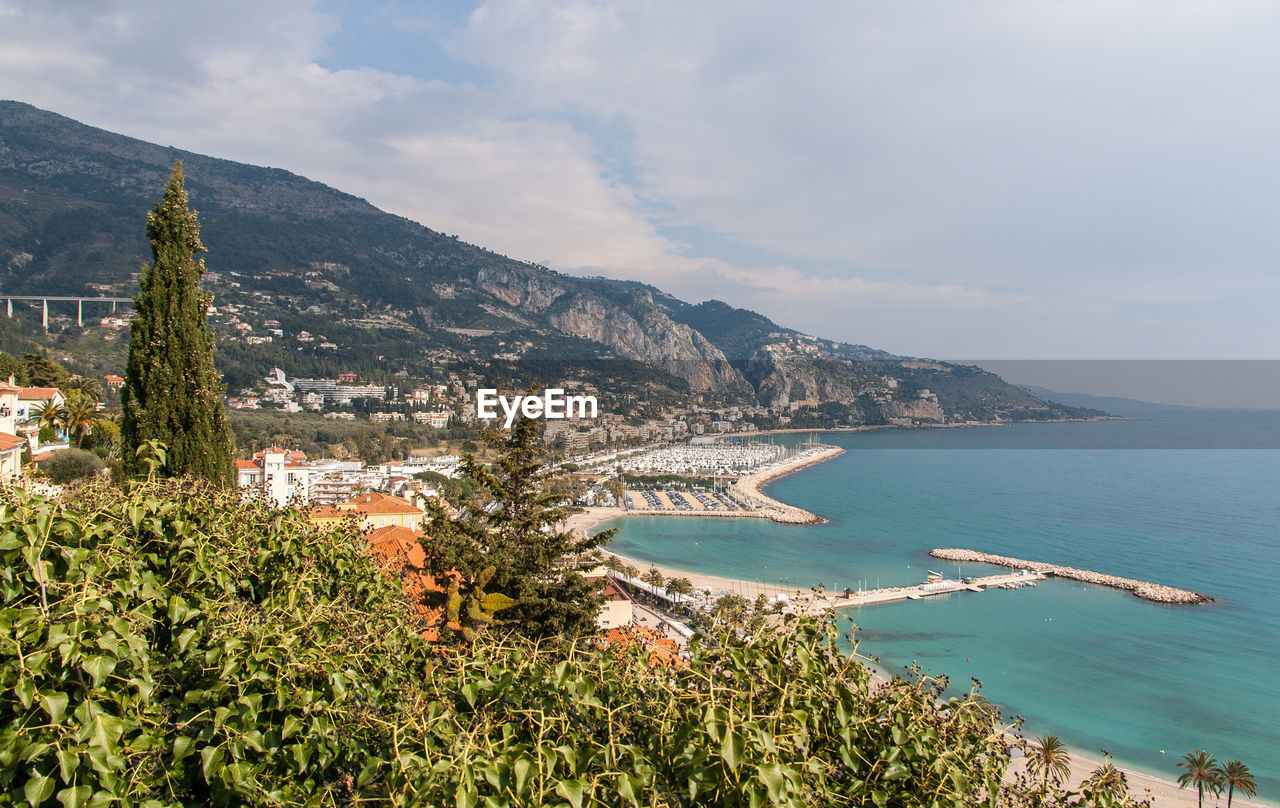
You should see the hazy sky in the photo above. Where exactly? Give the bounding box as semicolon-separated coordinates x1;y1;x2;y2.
3;0;1279;361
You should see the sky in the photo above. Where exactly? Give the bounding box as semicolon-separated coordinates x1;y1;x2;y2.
2;0;1280;367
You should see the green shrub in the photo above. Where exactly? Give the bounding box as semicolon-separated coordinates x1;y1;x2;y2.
37;448;104;484
0;479;431;806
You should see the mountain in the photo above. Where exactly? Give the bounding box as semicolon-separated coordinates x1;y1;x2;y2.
0;100;1097;424
1020;386;1196;418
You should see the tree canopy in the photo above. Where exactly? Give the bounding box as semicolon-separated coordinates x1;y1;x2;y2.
424;414;614;639
120;161;234;483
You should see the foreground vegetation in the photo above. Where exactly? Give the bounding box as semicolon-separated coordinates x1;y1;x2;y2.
0;473;1181;806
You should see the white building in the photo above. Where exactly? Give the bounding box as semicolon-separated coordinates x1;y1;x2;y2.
0;382;25;480
236;449;311;507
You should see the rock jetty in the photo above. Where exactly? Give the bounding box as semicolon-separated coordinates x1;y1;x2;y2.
730;446;844;524
929;548;1213;605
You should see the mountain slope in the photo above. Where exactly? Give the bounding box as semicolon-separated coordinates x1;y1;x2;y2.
0;100;1095;423
0;100;748;397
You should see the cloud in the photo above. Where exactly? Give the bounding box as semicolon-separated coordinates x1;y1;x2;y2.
457;0;1280;288
1;0;1277;357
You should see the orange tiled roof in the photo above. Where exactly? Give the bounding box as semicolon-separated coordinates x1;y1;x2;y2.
366;524;428;569
344;492;424;515
235;460;259;470
0;433;28;451
18;387;61;400
362;525;458;642
252;447;307;461
600;625;685;669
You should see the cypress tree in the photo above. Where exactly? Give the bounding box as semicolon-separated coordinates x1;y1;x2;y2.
121;161;235;483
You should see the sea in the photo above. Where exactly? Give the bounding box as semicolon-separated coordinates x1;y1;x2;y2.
602;410;1280;800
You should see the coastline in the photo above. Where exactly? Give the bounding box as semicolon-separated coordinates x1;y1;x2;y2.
567;458;1271;807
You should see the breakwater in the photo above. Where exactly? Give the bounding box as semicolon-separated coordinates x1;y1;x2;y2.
729;445;844;524
930;548;1213;604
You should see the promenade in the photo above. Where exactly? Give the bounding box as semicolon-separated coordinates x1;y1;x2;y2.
806;570;1047;613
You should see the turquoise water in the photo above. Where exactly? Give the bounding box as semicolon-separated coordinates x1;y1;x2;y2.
604;418;1280;799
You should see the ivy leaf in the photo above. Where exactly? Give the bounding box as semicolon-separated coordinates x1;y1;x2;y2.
201;745;225;781
618;773;642;806
555;778;585;808
57;748;78;781
56;786;91;808
176;628;198;654
281;716;302;740
14;677;35;709
454;783;477;808
173;736;195;761
757;764;786;802
513;757;533;797
91;712;123;756
721;730;744;772
24;772;54;807
81;655;116;689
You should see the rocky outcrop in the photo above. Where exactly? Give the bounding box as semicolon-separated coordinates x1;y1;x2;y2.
550;293;752;395
746;350;877;408
474;265;566;312
883;397;944;422
474;264;752;396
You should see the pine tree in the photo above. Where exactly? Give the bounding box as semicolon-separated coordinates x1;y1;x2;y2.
425;412;615;639
121;161;234;483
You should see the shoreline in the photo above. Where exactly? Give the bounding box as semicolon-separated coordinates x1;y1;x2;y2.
567;480;1269;806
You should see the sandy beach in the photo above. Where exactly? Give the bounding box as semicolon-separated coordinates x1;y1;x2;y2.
566;506;807;599
1007;748;1271;808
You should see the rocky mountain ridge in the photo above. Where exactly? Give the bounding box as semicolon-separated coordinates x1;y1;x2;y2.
0;100;1096;423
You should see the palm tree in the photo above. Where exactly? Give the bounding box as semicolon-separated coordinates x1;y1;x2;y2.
31;399;64;437
91;416;122;460
63;377;102;403
62;391;101;449
30;396;65;443
603;555;624;575
1177;750;1222;808
622;563;639;581
713;593;748;623
641;566;666;589
1026;735;1072;791
666;577;693;603
1218;760;1257;808
1085;762;1128;801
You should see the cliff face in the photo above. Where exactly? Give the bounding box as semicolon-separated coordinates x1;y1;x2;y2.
883;397;945;422
747;352;877;409
475;264;754;396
